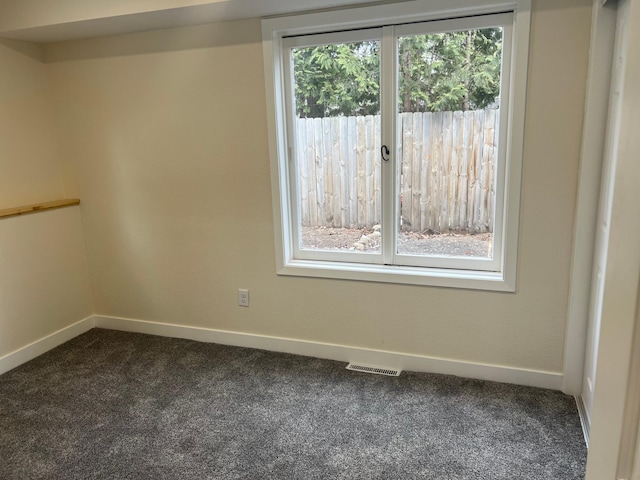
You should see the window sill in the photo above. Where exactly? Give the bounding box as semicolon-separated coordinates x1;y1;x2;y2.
277;258;515;292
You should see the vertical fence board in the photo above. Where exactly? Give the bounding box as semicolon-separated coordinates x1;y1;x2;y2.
411;112;423;231
296;118;311;225
339;117;349;227
451;111;462;232
373;114;381;226
356;116;366;227
430;112;443;231
305;119;318;226
322;117;332;225
401;112;413;231
420;112;431;231
330;117;340;227
441;111;454;233
297;119;308;228
313;118;325;227
472;110;485;232
490;111;499;232
364;115;374;227
460;111;472;231
348;116;357;227
467;112;478;231
480;109;496;232
480;110;488;231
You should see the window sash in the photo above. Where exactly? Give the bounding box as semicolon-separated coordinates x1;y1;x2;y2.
391;14;513;272
283;29;385;265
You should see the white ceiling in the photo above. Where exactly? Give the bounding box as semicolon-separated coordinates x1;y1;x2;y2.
0;0;390;43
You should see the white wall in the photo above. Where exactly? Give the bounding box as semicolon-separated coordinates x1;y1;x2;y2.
44;0;592;380
0;38;93;365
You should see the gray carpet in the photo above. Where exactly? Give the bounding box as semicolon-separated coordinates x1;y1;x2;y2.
0;329;586;479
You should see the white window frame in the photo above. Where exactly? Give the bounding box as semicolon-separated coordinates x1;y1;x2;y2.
262;0;531;292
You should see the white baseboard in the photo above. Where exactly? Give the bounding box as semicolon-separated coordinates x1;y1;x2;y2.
576;394;591;448
0;316;95;376
94;315;563;390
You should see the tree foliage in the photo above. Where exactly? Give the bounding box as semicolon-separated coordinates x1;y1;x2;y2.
292;28;502;118
292;42;380;118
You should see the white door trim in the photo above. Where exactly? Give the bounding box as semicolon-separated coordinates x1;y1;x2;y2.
562;0;617;396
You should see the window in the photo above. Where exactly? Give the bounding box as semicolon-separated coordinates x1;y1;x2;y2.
262;0;531;291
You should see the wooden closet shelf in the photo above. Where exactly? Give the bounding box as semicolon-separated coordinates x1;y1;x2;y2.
0;199;80;219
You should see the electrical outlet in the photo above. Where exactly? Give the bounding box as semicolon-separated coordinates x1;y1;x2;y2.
238;289;249;307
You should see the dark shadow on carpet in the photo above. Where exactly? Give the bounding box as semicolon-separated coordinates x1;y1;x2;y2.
0;329;586;479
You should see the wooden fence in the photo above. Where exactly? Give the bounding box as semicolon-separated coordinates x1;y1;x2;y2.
295;109;498;233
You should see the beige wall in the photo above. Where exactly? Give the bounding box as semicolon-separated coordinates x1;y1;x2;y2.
45;0;591;374
0;208;94;356
0;0;216;32
0;39;93;359
0;40;63;206
0;0;377;43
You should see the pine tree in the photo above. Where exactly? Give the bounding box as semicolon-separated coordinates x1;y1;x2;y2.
292;28;502;118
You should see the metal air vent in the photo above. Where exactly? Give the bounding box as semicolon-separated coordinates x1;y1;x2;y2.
346;363;401;377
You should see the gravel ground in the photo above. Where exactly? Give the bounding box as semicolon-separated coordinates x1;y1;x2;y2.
301;226;492;258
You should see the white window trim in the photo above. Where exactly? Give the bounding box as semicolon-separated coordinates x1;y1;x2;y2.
262;0;531;292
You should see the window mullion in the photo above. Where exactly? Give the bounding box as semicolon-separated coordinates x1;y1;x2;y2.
381;25;397;265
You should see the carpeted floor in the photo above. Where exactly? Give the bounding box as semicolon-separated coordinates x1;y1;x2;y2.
0;329;586;479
